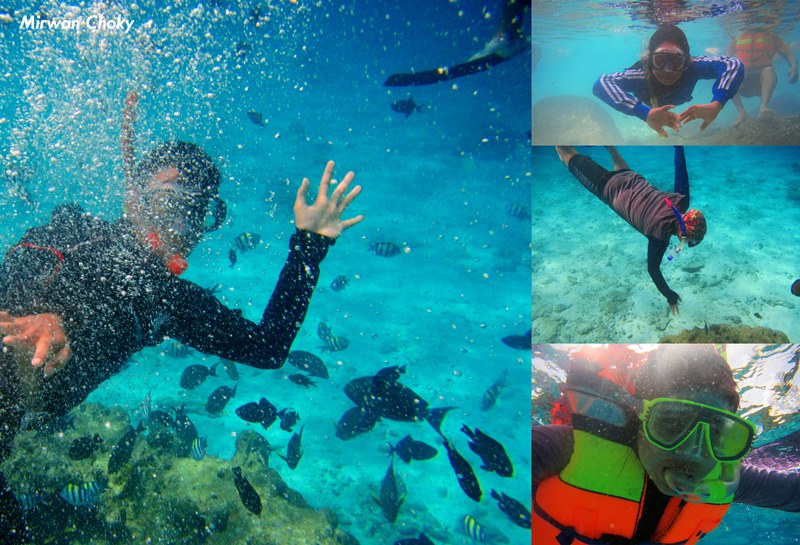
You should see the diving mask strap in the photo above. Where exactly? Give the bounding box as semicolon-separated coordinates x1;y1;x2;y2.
664;197;687;236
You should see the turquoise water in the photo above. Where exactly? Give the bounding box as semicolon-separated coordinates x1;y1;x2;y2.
531;0;800;145
0;2;531;544
532;145;800;343
533;344;800;545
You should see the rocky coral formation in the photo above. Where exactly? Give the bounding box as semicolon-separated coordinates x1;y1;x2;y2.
532;95;623;145
1;403;358;545
698;113;800;145
659;323;790;343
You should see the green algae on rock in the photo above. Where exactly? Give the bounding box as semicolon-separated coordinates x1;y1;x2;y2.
659;324;791;343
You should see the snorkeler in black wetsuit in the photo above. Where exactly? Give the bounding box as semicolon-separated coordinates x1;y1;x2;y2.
0;104;363;541
555;146;706;315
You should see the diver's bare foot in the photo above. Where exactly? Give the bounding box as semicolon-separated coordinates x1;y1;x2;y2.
733;113;748;127
757;108;776;119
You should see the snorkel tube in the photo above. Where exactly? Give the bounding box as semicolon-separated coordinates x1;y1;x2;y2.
664;196;687;262
664;462;741;504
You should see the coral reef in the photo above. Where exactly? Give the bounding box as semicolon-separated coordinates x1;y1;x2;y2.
658;323;790;343
700;113;800;145
531;95;622;145
1;403;358;545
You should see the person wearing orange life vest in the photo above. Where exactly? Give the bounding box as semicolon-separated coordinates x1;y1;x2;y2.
533;345;800;545
728;29;798;125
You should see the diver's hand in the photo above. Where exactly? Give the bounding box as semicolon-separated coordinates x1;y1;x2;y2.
646;105;681;138
668;297;682;316
788;65;798;84
0;311;72;378
294;161;364;239
679;101;723;131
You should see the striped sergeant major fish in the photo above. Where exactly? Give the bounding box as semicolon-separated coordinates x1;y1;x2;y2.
480;370;508;411
191;437;207;461
60;481;104;506
317;321;350;352
462;515;487;542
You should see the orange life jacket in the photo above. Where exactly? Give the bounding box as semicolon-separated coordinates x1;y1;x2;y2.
734;31;776;69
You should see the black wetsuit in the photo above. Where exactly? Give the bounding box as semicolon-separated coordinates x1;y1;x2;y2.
567;147;690;305
0;203;331;539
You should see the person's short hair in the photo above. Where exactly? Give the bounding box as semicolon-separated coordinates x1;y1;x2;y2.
633;345;739;411
132;141;221;199
649;24;690;56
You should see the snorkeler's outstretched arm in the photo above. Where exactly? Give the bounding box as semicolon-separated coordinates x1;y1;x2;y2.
533;425;573;487
648;238;681;310
736;431;800;512
673;146;689;203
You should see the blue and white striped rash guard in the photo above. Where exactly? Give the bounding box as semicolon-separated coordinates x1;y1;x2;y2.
593;56;744;121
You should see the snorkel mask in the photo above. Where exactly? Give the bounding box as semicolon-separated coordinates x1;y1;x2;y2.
639;397;756;503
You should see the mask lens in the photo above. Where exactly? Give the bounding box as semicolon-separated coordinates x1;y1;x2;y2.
652;52;689;72
645;400;700;448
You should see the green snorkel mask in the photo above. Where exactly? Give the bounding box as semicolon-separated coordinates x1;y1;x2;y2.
638;398;757;503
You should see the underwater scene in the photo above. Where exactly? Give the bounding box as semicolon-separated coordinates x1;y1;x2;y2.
532;145;800;344
532;344;800;545
531;0;800;145
0;2;532;544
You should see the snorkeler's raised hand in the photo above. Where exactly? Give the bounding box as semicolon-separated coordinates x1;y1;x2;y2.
0;311;72;378
669;299;681;316
646;105;681;138
294;161;364;239
679;101;722;131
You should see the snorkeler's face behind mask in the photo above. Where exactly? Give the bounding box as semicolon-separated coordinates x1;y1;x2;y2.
650;43;690;85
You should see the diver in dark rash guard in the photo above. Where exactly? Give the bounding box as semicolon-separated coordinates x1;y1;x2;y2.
555;145;705;316
0;97;364;542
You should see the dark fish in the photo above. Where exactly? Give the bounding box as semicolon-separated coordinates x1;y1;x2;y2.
277;408;299;432
462;514;488;542
221;359;239;380
246;110;264;127
108;423;143;474
754;312;763;319
390;434;437;464
369;241;402;257
491;489;531;529
235;40;250;58
391;97;422;118
228;248;237;268
506;202;531;219
235;397;278;430
174;405;199;457
206;383;238;414
394;534;435;545
180;363;218;390
68;433;103;460
330;275;349;292
480;370;508;411
285;426;304;470
15;493;47;512
288;373;317;388
501;329;531;350
317;321;350;352
461;426;513;477
232;466;262;515
286;350;329;379
148;409;175;429
335;407;379;441
443;438;482;502
373;456;406;523
169;341;190;358
60;481;104;506
234;232;261;252
191;437;208;461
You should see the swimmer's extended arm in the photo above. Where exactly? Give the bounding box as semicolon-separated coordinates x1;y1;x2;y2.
648;238;681;308
593;70;652;121
674;146;689;203
533;424;574;487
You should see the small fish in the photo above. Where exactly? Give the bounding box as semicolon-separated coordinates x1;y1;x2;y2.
369;241;403;257
501;329;531;350
285;426;304;470
330;275;349;292
174;404;199;457
15;493;47;512
335;407;379;440
278;408;300;432
191;437;208;461
389;434;438;464
391;97;422;118
108;422;144;474
68;433;103;460
394;534;435;545
373;456;406;523
235;397;278;430
59;481;104;507
462;514;488;542
234;232;261;252
480;370;508;411
180;363;219;390
206;383;238;414
491;489;531;529
506;202;531;219
443;438;482;502
235;41;250;58
169;341;190;358
232;466;262;515
317;321;350;352
754;312;763;319
246;110;265;127
288;373;317;388
221;359;239;380
286;350;329;379
461;426;513;477
228;248;237;268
